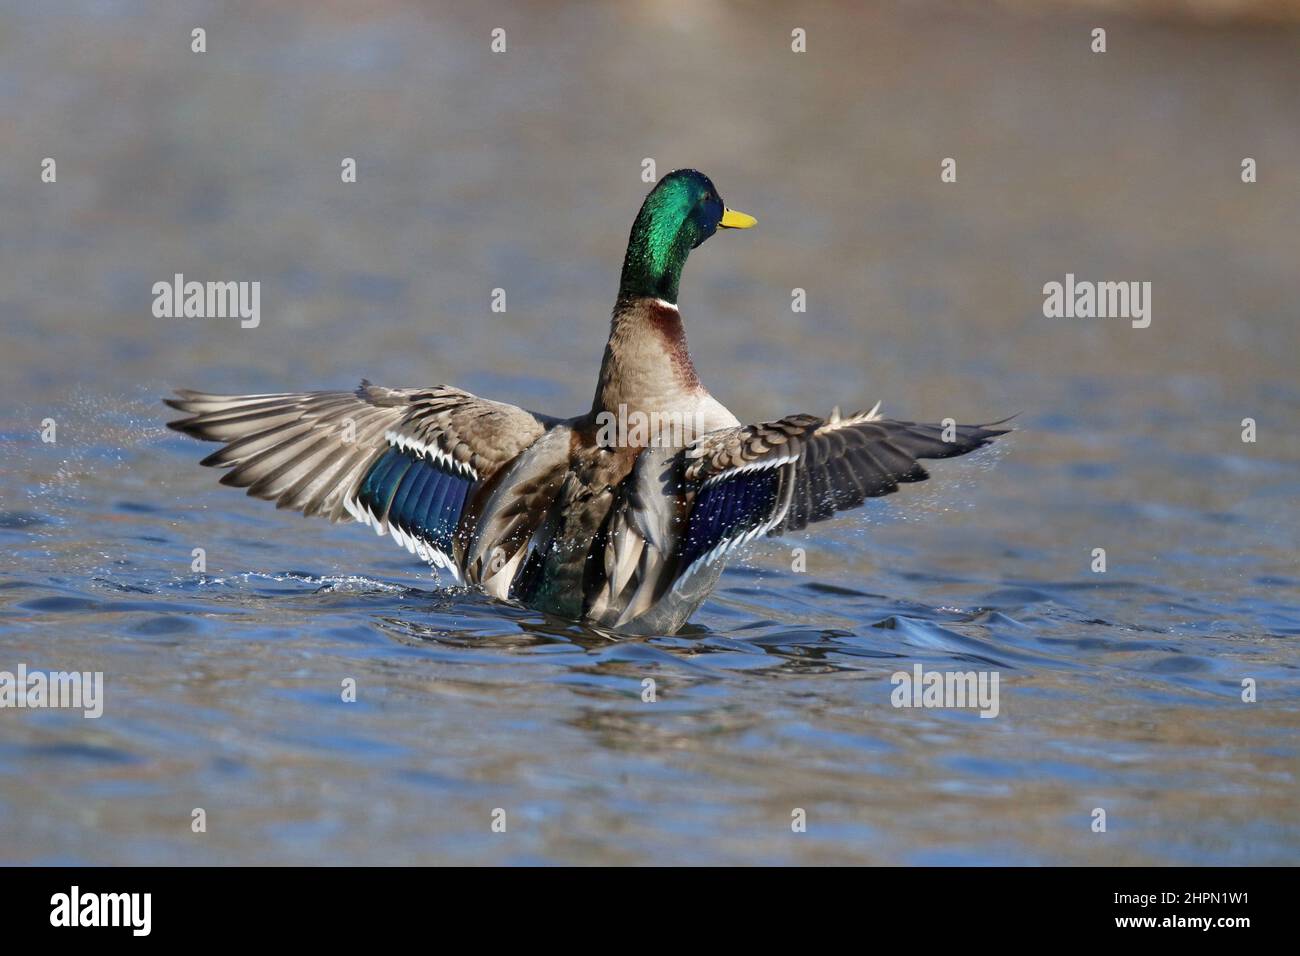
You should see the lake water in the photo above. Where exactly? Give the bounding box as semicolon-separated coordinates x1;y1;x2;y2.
2;2;1298;865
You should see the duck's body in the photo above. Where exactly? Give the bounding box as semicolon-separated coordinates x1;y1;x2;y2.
168;170;1007;634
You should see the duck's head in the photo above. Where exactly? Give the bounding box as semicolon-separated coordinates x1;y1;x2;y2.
618;169;755;305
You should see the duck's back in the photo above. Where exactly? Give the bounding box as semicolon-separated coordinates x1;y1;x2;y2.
464;415;714;631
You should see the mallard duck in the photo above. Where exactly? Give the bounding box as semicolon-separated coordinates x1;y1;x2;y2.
167;169;1008;634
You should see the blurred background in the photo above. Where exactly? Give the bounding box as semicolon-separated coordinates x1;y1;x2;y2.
1;0;1297;865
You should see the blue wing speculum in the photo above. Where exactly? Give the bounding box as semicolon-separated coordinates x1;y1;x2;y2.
677;465;786;585
347;446;475;579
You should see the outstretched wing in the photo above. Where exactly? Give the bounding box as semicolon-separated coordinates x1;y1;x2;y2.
588;406;1008;627
673;407;1009;582
165;381;553;576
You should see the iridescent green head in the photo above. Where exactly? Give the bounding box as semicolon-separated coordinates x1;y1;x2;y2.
617;169;756;304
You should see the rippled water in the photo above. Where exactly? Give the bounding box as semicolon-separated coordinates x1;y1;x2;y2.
2;2;1299;865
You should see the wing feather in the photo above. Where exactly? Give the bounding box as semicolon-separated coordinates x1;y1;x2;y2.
166;380;554;570
669;407;1010;581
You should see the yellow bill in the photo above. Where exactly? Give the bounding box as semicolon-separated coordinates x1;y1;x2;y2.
719;207;757;229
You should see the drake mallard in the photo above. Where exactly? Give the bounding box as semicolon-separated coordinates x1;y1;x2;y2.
167;169;1008;634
